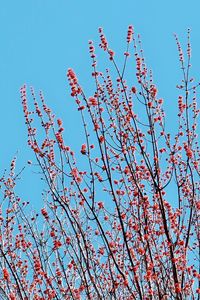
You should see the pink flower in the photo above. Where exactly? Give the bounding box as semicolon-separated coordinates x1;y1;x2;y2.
89;97;98;106
81;144;87;155
3;268;10;281
97;202;104;209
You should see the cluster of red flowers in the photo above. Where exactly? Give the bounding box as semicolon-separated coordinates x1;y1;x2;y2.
67;68;81;97
98;27;108;50
127;25;134;43
1;25;199;299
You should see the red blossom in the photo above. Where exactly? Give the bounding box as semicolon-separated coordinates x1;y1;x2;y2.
88;96;98;106
3;268;10;281
80;144;87;155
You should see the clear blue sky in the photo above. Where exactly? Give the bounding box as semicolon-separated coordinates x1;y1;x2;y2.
0;0;200;202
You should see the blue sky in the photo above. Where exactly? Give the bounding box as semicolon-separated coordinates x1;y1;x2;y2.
0;0;200;201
